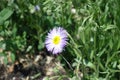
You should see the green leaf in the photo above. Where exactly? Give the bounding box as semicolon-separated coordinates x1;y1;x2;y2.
109;40;113;49
0;8;13;25
10;53;15;62
90;50;94;60
86;62;96;71
84;60;96;71
3;57;8;65
97;48;106;57
117;40;120;49
4;21;9;28
0;53;8;65
117;64;120;69
0;41;6;50
26;46;32;52
113;61;117;68
0;53;4;56
104;25;116;31
43;77;49;80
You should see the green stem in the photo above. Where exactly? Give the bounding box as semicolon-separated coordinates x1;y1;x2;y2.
31;73;41;80
60;54;73;70
67;33;81;58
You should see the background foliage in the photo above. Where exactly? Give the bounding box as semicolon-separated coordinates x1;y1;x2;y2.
0;0;120;79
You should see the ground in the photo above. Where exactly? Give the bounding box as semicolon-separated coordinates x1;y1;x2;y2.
0;50;68;80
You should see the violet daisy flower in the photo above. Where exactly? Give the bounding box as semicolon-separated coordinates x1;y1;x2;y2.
35;5;40;11
45;27;68;54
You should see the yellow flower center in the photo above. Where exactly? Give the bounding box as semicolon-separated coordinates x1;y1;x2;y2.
53;36;61;45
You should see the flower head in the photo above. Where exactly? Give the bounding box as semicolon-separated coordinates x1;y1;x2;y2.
71;8;76;14
30;5;40;14
45;27;68;54
35;5;40;11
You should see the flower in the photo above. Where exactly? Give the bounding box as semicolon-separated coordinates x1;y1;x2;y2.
90;37;94;42
45;27;68;54
71;8;76;14
30;5;40;14
35;5;40;11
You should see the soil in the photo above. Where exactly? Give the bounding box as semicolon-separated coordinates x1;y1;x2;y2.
0;50;68;80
